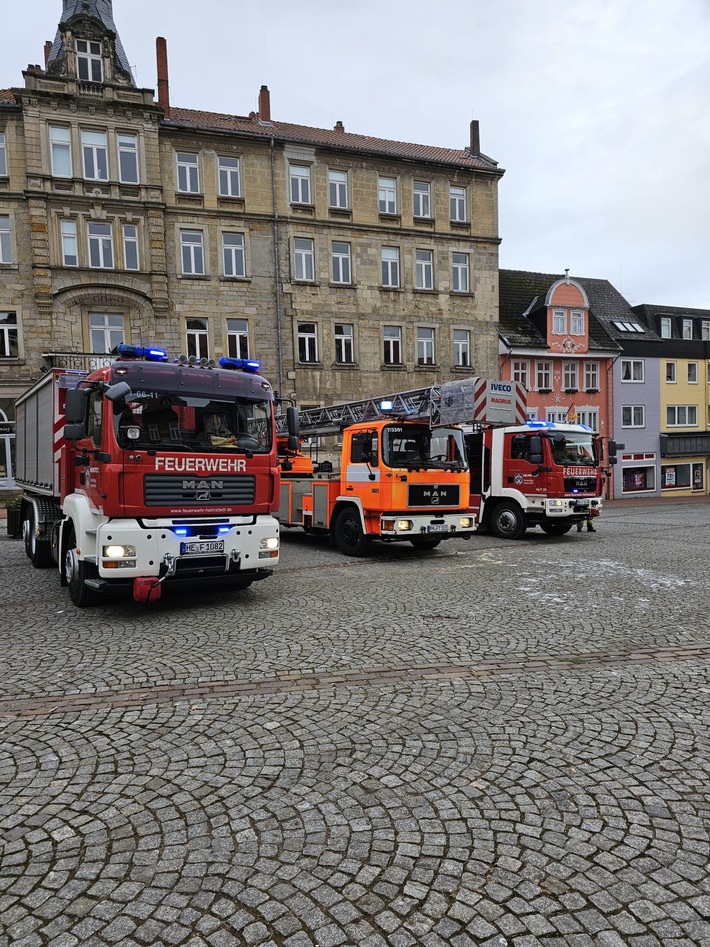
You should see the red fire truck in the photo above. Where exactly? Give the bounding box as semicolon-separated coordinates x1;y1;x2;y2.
14;346;282;606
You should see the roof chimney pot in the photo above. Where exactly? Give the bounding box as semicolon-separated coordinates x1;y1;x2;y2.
44;41;52;68
334;120;345;133
156;37;170;116
469;120;480;156
258;85;271;123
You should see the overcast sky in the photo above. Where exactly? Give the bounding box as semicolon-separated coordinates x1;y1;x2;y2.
3;0;710;309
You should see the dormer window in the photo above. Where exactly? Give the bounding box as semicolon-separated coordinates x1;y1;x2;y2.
570;310;584;335
76;39;103;83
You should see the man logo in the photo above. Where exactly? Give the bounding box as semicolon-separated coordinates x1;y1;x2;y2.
182;480;224;490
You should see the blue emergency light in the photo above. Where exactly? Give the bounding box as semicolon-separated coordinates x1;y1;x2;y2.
526;419;554;428
379;400;394;412
114;344;168;362
218;357;261;374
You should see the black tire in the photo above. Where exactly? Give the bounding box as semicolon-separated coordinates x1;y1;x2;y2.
409;536;442;550
64;529;99;607
23;508;53;568
541;522;573;536
490;502;527;540
333;508;372;557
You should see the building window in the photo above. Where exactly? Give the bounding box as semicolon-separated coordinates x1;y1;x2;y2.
289;165;311;204
335;323;354;364
176;152;200;193
297;322;318;363
688;362;698;384
0;312;18;357
60;219;78;266
381;246;400;287
682;319;693;340
546;409;569;423
450;185;466;222
122;224;139;271
563;361;578;389
621;359;644;382
328;170;348;208
180;230;205;275
660;317;672;338
622;465;656;494
0;131;6;177
81;130;108;181
186;318;209;359
218;156;240;197
584;362;599;390
622;405;645;427
76;38;102;82
294;237;315;281
666;361;676;383
413;181;431;218
702;321;710;341
570;310;584;335
0;215;11;264
116;133;139;184
453;329;470;368
667;405;697;427
331;241;351;284
378;176;397;214
49;126;72;178
415;249;433;290
222;232;245;278
576;408;598;430
417;327;435;365
383;325;402;365
227;318;249;358
451;252;469;293
552;310;566;334
512;360;529;389
536;360;552;390
89;312;124;352
87;222;113;268
662;462;703;490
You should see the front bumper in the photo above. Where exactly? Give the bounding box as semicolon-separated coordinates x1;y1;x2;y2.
380;512;477;539
544;498;602;518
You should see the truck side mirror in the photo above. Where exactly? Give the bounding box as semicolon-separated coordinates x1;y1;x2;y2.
287;435;300;452
63;423;85;441
64;387;88;424
286;406;300;437
528;435;543;466
105;381;132;404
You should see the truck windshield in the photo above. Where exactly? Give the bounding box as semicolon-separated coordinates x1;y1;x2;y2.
114;393;272;453
550;432;597;466
382;424;467;470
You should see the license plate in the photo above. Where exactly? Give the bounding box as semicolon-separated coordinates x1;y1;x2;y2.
180;540;225;555
428;524;448;533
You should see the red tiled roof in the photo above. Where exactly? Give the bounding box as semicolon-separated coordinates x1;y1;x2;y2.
166;107;502;172
0;89;18;104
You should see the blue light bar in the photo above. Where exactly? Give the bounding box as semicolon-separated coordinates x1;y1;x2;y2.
115;343;168;362
219;357;261;374
379;400;394;412
175;528;188;536
244;359;261;373
218;526;231;534
526;419;554;428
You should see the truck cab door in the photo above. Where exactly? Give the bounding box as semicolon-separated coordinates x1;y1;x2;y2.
507;432;547;496
344;430;381;508
76;390;110;513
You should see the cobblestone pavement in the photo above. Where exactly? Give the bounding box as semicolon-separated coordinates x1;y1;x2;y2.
1;500;710;947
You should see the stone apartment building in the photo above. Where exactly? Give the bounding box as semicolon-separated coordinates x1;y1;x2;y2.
0;0;504;485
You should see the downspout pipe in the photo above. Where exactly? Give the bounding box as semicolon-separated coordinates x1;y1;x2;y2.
270;136;284;399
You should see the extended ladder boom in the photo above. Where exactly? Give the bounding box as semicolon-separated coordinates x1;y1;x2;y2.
275;378;527;436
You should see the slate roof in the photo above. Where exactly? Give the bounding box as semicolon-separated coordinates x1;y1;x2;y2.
499;269;664;353
47;0;133;83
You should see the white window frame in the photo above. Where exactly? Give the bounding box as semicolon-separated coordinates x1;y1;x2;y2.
331;241;351;284
453;329;470;368
294;237;315;282
552;310;566;334
536;360;552;390
702;321;710;341
688;362;698;384
227;318;249;359
660;317;672;338
576;408;598;431
584;361;599;390
378;176;397;215
415;249;433;290
667;405;698;427
622;405;645;428
334;323;354;364
328;169;348;209
682;319;693;340
665;361;677;383
0;131;6;177
621;359;644;382
563;361;579;389
417;327;435;366
117;133;138;184
176;152;200;194
81;129;108;181
622;464;656;494
180;230;205;276
76;38;102;83
297;322;318;363
87;221;114;269
49;126;72;178
186;318;209;359
61;219;78;267
89;312;124;352
450;185;466;222
413;181;431;218
0;311;19;357
289;165;311;204
570;310;584;335
383;325;402;365
222;232;245;278
122;223;139;271
546;409;569;423
0;215;11;264
452;252;469;293
218;155;241;197
512;360;529;389
381;246;400;288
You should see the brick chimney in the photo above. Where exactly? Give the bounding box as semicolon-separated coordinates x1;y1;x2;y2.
156;37;170;116
334;121;344;134
44;41;52;68
258;85;271;122
469;120;480;156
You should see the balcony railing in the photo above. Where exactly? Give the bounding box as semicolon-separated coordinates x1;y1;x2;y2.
41;352;115;372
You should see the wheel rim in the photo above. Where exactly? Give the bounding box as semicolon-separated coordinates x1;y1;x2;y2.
65;547;78;585
341;517;359;547
497;510;518;535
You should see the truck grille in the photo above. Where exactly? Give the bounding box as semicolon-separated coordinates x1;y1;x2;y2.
144;474;256;506
407;484;460;507
564;476;597;493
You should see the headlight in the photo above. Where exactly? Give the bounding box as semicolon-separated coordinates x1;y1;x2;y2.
550;499;564;508
459;517;473;528
103;544;136;558
397;520;413;531
260;537;279;550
